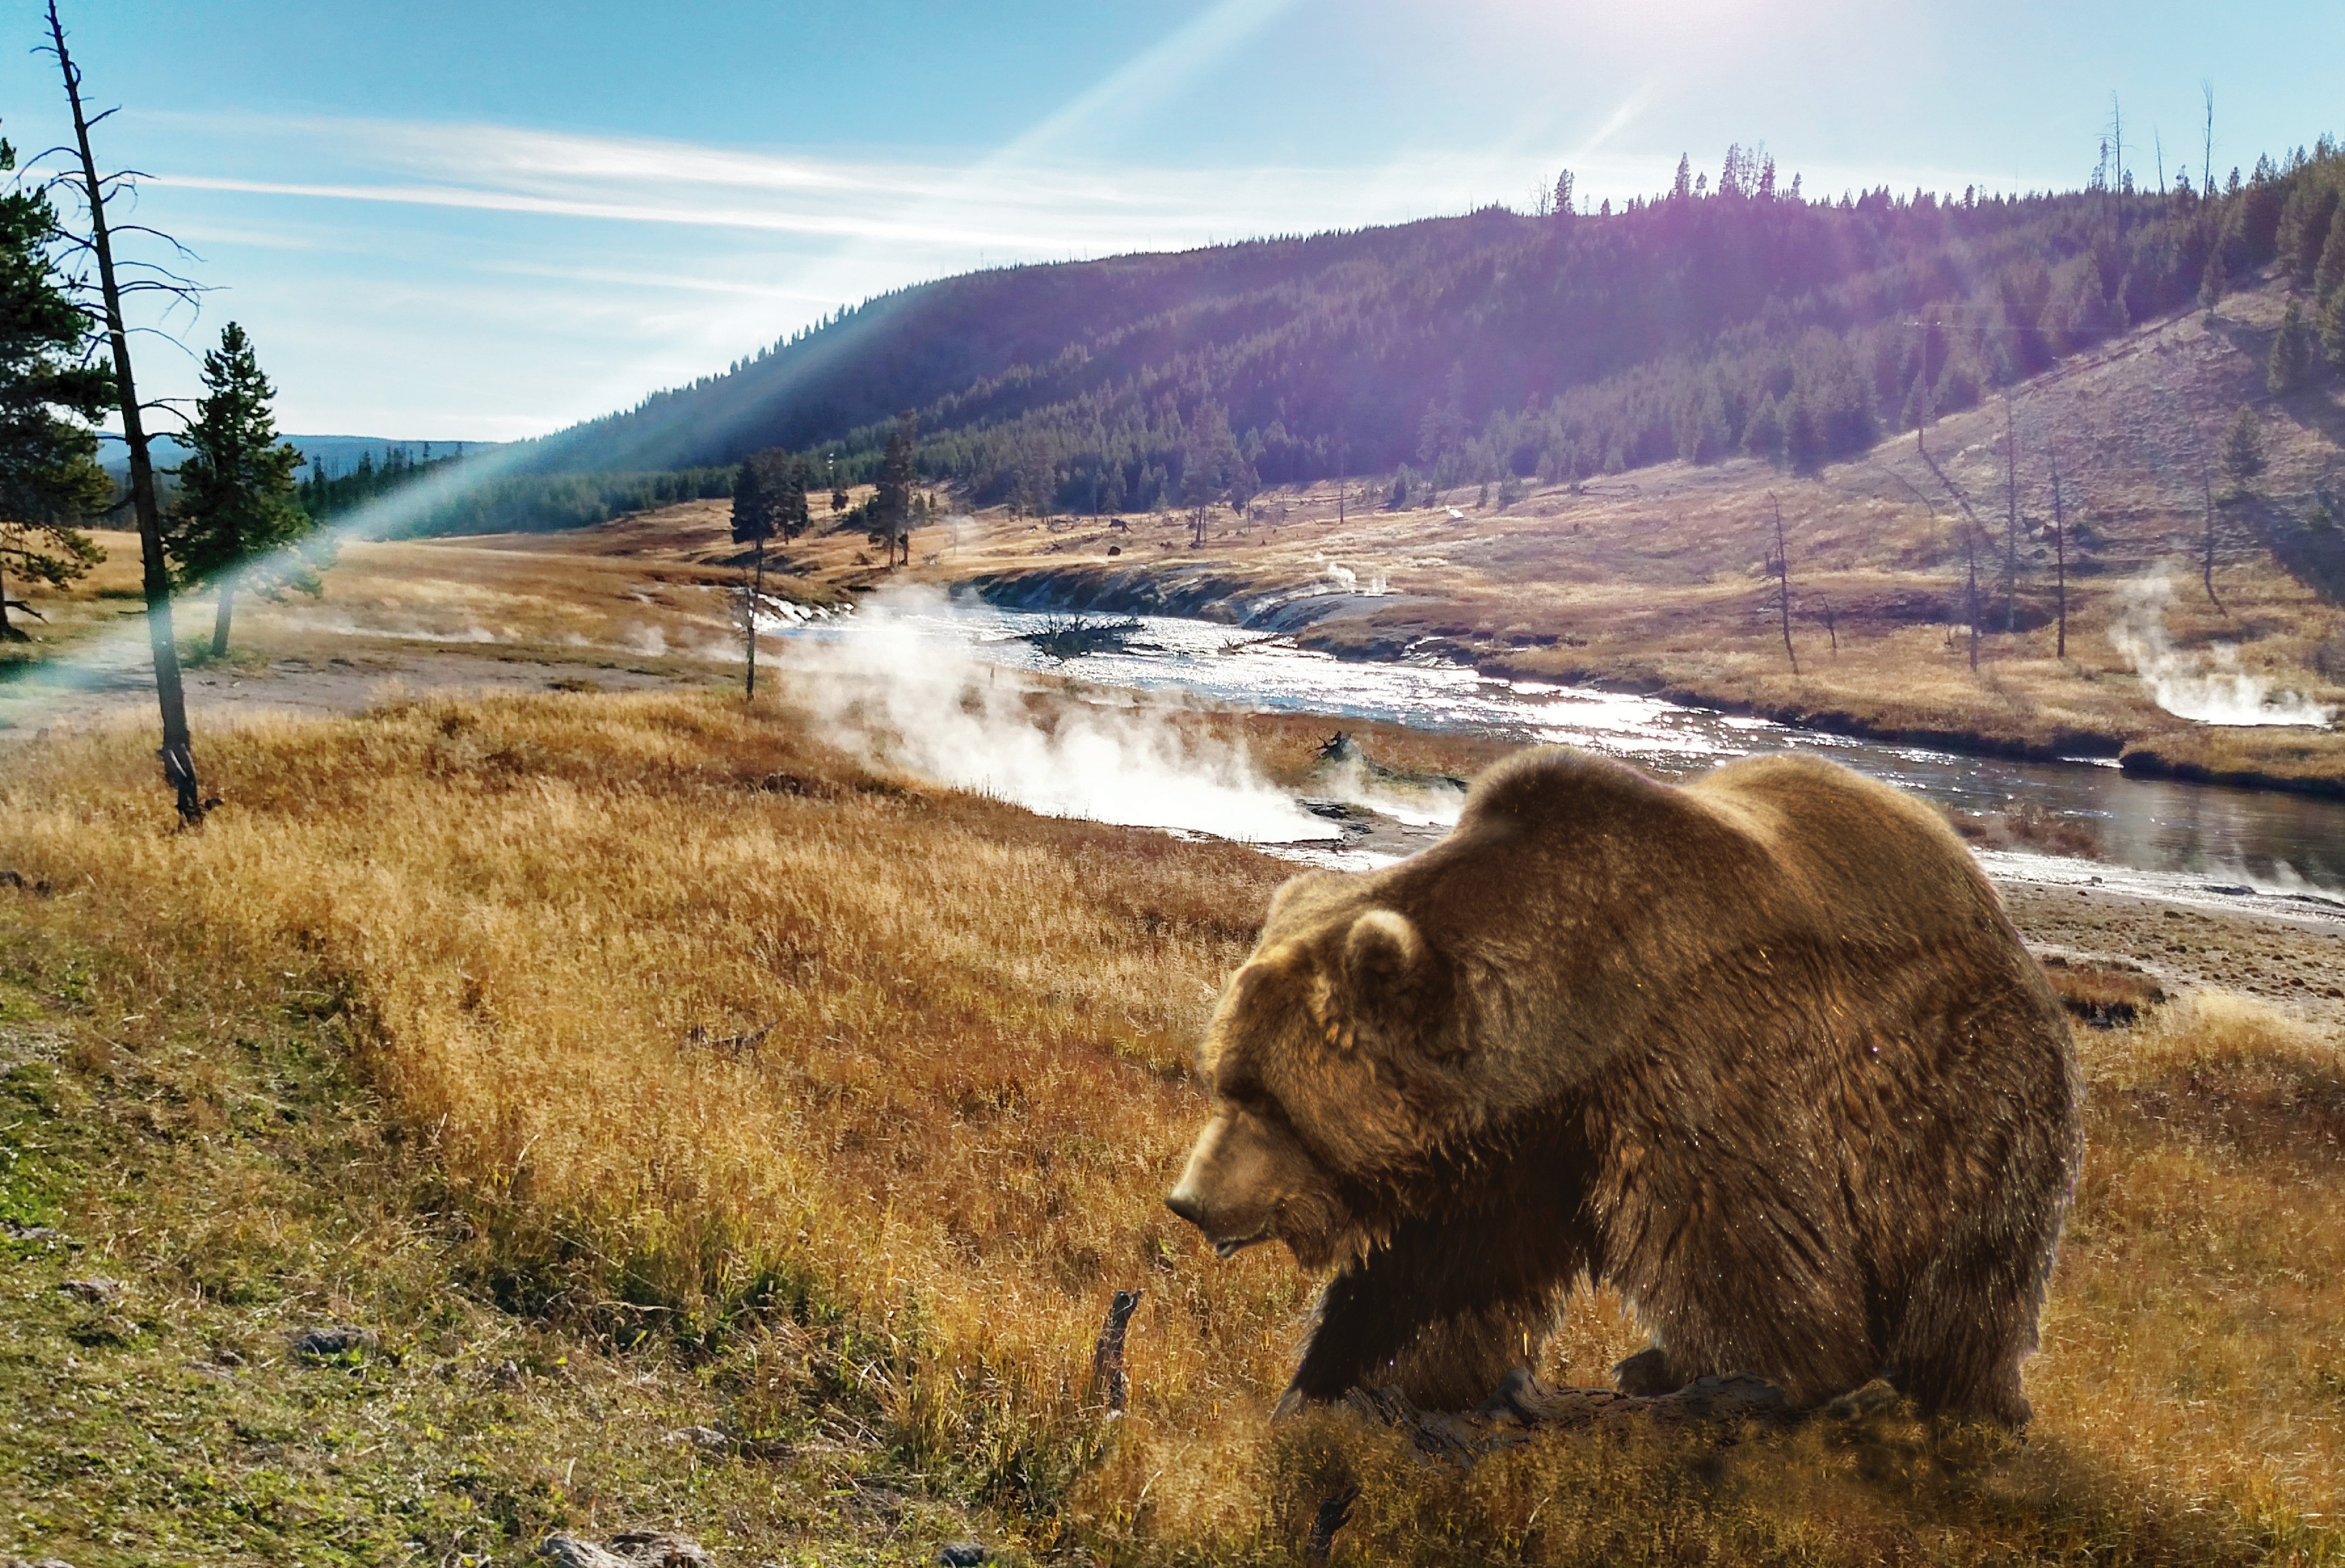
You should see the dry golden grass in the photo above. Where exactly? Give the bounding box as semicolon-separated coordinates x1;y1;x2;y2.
0;688;1313;1547
5;691;2344;1561
2037;992;2345;1549
2039;956;2168;1027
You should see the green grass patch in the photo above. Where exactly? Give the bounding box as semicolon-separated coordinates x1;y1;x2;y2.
0;909;1018;1567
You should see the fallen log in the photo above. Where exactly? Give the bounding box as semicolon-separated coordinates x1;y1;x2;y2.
1307;1370;1809;1559
1343;1367;1800;1464
1089;1287;1144;1416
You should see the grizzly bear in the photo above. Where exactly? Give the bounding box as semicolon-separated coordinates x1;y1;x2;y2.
1166;747;2080;1428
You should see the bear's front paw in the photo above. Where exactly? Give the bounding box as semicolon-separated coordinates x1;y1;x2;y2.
1613;1346;1683;1398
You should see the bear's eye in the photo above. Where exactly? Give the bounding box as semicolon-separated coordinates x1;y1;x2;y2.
1216;1070;1263;1106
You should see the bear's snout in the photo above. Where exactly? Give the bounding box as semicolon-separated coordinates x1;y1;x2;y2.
1167;1105;1314;1258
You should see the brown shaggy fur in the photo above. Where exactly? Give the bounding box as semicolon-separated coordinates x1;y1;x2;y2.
1166;747;2081;1427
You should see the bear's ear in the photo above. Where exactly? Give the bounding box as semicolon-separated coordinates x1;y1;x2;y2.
1341;910;1460;1056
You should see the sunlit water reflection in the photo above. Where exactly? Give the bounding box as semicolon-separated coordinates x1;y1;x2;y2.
780;598;2345;901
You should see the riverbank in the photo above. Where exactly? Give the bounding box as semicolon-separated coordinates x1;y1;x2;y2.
959;542;2345;799
2119;727;2345;799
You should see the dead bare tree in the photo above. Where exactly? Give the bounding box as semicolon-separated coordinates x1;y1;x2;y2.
1964;527;1981;671
1819;596;1838;653
1911;322;1933;457
2202;80;2216;197
1915;440;1988;671
2200;458;2225;615
42;1;206;821
2003;400;2021;633
1767;494;1798;675
2047;448;2068;660
2108;93;2126;237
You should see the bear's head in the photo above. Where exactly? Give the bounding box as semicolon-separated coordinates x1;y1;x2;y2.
1166;873;1470;1270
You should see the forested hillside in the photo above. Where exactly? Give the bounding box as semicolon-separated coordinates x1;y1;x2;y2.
526;140;2345;513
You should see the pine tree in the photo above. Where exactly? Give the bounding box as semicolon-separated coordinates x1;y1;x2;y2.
2199;248;2227;315
1417;364;1468;465
1675;381;1727;463
2322;287;2345;375
1742;394;1785;468
769;454;812;542
0;133;111;642
869;411;917;565
730;454;771;545
730;456;774;697
2219;405;2265;494
2279;182;2338;289
164;322;317;657
2317;210;2345;306
2267;301;2314;393
1784;396;1827;473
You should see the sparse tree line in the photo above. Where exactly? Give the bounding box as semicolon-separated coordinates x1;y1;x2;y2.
295;443;463;518
727;410;927;567
296;443;737;538
726;412;927;695
332;464;736;538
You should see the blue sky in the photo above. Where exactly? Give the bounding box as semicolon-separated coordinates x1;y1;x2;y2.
1;0;2336;443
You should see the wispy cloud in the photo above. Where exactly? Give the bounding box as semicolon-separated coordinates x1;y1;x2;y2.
151;114;1578;266
159;169;1021;248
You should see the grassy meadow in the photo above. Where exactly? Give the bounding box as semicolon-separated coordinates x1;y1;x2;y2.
2;685;2344;1564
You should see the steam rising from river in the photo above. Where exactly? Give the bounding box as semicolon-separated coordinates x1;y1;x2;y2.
781;586;1334;842
2108;572;2333;728
1318;558;1391;596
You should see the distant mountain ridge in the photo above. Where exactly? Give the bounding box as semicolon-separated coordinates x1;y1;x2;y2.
521;139;2343;513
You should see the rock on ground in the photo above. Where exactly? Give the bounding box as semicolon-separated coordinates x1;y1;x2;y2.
540;1530;715;1568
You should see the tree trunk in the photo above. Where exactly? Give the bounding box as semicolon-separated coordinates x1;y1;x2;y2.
2050;453;2068;660
1088;1288;1143;1415
746;534;764;700
2202;461;2224;614
1769;494;1797;675
211;573;235;658
2003;403;2020;633
1916;436;1989;671
51;3;201;823
1966;526;1980;671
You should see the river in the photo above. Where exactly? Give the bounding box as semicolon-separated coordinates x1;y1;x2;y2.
778;596;2345;910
